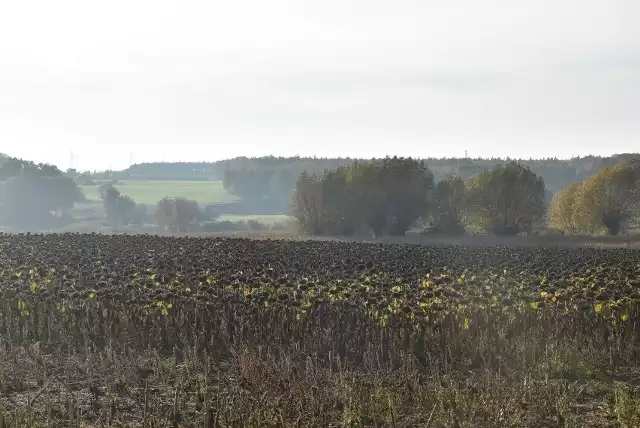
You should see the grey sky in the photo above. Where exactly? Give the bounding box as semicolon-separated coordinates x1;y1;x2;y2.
0;0;638;171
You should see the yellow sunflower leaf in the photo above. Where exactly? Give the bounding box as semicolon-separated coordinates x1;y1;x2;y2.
463;318;471;330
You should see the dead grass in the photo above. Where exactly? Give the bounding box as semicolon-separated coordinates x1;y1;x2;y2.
0;343;635;427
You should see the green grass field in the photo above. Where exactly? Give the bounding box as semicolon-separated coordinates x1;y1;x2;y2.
81;180;238;205
218;214;292;225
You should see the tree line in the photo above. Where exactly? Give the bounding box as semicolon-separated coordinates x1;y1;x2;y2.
0;154;64;180
222;168;295;209
99;154;638;218
117;154;638;194
2;152;638;236
290;157;639;237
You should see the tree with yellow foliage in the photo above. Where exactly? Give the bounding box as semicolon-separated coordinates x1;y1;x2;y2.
550;163;639;235
580;164;639;235
548;182;583;234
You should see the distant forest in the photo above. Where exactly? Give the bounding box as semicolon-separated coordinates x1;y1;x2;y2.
99;154;640;205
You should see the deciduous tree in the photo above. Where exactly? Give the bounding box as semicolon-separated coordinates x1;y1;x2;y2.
465;162;546;235
2;175;82;227
155;197;201;232
576;165;639;235
548;182;583;234
289;171;324;234
102;185;136;229
290;157;433;236
430;175;466;235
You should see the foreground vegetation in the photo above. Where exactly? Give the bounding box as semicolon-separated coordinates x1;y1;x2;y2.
0;234;638;426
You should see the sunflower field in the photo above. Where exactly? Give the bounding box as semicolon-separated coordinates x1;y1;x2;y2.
0;234;638;427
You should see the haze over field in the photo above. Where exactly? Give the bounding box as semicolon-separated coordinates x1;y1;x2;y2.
1;0;639;171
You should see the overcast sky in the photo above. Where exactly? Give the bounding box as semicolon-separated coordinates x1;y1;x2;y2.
1;0;639;171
